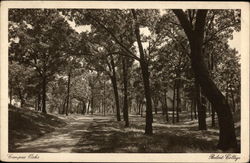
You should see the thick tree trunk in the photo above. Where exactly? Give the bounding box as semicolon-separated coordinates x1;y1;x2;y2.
140;60;153;134
195;80;207;130
173;9;237;150
191;41;236;149
193;58;236;149
110;55;121;121
122;57;129;127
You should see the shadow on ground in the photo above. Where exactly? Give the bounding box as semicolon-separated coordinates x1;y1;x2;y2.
72;116;221;153
8;105;66;152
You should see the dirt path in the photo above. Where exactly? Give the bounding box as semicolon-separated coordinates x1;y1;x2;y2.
15;115;95;153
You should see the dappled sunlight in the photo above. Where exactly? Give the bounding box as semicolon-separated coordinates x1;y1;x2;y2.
70;115;222;153
10;107;240;153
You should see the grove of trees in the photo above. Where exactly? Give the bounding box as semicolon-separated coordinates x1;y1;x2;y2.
9;9;241;151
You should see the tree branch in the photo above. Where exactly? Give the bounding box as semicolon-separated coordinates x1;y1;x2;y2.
88;14;135;58
172;9;193;41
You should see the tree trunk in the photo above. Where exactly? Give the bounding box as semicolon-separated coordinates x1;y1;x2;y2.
140;60;153;134
9;87;13;105
82;101;86;115
211;105;216;127
91;96;94;115
164;91;169;122
122;57;129;127
208;101;211;115
176;79;180;122
103;81;106;116
191;38;236;150
172;82;176;124
62;97;66;114
140;102;143;117
110;55;121;121
138;101;141;115
37;93;41;111
193;92;197;119
173;9;237;150
18;88;24;108
66;69;71;116
231;91;236;113
154;97;158;114
191;99;193;120
161;98;165;115
87;99;90;114
196;80;207;130
132;9;153;135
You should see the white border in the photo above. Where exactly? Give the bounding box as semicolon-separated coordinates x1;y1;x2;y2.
1;1;249;162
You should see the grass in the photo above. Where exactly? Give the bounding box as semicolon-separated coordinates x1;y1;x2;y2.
8;105;67;152
8;105;241;153
72;116;221;153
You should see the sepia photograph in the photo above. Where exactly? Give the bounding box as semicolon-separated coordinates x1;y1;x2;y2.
1;1;249;162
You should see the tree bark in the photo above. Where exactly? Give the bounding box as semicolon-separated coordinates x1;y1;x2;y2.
132;9;153;135
122;57;129;127
110;55;121;121
196;80;207;130
173;9;237;150
65;69;71;116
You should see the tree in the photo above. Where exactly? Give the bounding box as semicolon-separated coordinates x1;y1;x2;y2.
172;9;239;150
63;9;161;134
9;61;35;107
9;9;76;113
